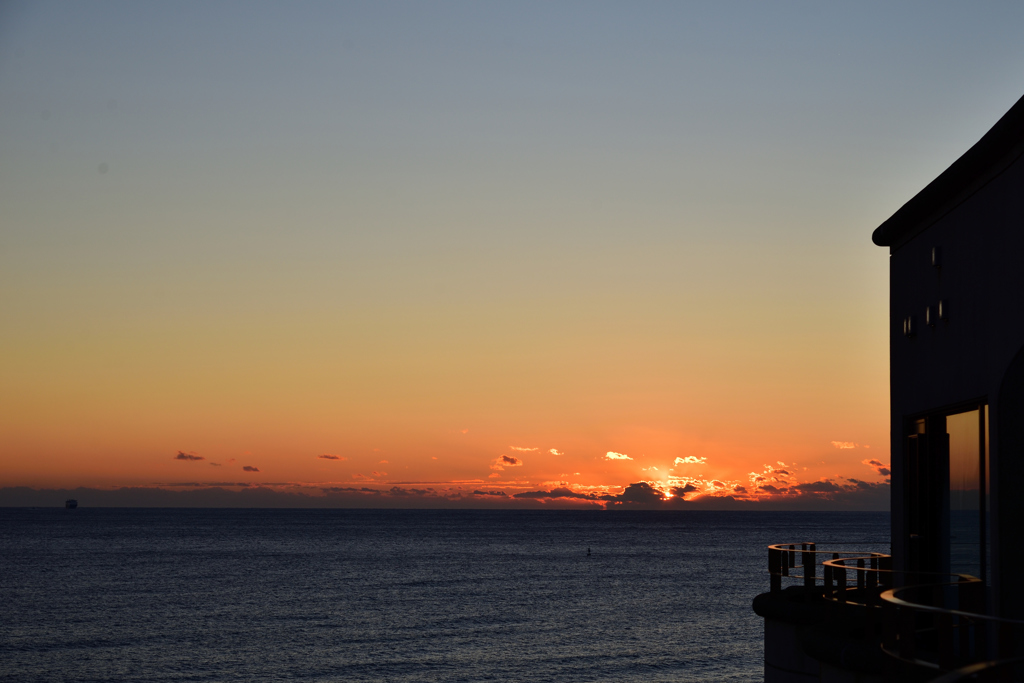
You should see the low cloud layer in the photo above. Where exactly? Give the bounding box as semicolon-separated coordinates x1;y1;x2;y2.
1;465;890;512
605;452;632;460
674;456;706;465
318;454;345;461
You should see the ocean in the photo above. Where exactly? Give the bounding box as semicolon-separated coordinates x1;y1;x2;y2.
0;509;889;682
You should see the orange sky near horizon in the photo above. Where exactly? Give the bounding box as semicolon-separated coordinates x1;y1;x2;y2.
4;2;1021;507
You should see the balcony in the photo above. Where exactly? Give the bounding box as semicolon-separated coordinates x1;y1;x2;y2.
753;543;1024;682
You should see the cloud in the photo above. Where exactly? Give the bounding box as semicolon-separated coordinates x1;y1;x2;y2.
379;460;389;464
671;483;698;498
372;471;387;477
831;441;859;449
488;473;500;478
674;456;706;465
775;470;790;476
388;486;432;497
747;474;889;508
460;429;468;434
605;482;688;509
174;451;204;461
242;466;260;472
0;471;889;510
605;452;632;460
490;455;523;471
514;487;602;501
510;446;537;452
863;459;891;477
550;449;563;456
209;462;222;467
318;454;345;461
793;480;842;493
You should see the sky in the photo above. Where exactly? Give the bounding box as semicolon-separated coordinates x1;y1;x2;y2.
2;1;1024;509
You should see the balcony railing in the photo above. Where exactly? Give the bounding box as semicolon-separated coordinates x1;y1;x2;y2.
766;543;1024;682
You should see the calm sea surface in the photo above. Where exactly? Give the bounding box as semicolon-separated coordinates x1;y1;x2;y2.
0;509;889;682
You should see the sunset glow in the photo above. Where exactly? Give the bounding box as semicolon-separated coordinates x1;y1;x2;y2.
3;2;1020;510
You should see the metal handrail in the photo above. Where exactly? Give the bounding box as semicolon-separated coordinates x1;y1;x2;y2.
927;657;1024;682
766;542;1024;680
822;556;977;607
767;542;890;592
879;579;1024;674
880;583;1020;623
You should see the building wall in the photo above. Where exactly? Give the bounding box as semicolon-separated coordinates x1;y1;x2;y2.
887;150;1024;616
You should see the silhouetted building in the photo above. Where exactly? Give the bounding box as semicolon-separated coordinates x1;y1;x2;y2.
755;92;1024;682
874;91;1024;620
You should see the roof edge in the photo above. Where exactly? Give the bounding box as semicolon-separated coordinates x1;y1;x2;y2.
872;92;1024;250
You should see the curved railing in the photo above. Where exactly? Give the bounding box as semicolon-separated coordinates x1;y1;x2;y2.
766;543;1024;681
878;580;1024;676
928;658;1024;682
767;542;892;594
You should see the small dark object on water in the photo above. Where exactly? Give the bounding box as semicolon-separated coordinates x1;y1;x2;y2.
587;547;591;556
65;499;77;509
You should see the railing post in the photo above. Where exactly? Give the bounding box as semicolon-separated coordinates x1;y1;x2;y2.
804;543;816;589
882;601;897;654
900;605;917;660
782;546;790;577
769;547;781;593
837;560;847;603
879;555;892;589
938;611;954;670
998;621;1012;660
857;558;865;592
958;578;976;662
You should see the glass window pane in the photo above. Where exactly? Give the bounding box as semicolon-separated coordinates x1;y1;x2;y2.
947;409;981;578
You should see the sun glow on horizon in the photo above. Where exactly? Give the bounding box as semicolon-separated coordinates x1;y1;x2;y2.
2;1;976;509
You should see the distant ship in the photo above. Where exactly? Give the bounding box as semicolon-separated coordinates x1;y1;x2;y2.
65;499;77;509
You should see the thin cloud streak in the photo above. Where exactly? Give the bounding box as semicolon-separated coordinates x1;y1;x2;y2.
174;452;204;461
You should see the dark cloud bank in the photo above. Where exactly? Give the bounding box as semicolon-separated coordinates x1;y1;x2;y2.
0;479;888;510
